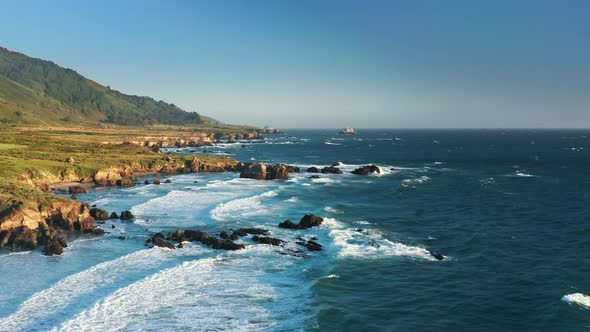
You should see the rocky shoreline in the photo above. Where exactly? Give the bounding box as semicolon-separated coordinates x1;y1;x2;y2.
0;150;444;260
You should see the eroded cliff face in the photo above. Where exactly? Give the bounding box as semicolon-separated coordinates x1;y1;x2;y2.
0;197;95;254
0;154;240;254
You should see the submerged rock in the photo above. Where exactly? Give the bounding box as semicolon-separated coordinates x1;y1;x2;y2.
305;240;323;251
252;235;284;246
93;228;105;235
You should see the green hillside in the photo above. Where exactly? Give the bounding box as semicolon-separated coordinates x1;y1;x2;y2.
0;47;204;126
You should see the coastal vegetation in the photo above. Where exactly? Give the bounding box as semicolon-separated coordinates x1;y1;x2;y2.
0;47;266;254
0;47;209;126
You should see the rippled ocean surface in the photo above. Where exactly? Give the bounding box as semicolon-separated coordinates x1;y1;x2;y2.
1;129;590;331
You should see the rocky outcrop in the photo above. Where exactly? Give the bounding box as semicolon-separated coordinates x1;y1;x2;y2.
252;235;284;246
240;163;289;180
151;233;176;250
306;167;319;173
0;198;96;255
351;165;380;175
68;186;87;194
321;166;343;174
286;165;300;173
188;157;231;173
93;165;133;186
279;214;324;229
120;211;134;221
428;250;445;261
165;229;245;251
90;208;109;221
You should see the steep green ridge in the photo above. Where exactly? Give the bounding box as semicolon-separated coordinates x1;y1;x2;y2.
0;47;203;126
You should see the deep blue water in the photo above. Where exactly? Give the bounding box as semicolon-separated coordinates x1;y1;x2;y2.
1;129;590;331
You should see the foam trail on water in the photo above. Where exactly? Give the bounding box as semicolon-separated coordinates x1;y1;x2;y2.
323;218;434;260
0;248;188;332
57;248;314;331
211;190;279;221
562;293;590;309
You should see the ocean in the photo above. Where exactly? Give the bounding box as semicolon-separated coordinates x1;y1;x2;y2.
1;129;589;331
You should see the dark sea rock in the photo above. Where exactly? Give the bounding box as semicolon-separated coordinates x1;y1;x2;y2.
178;229;245;250
164;179;171;183
305;240;323;251
144;180;150;185
71;194;77;199
219;231;229;239
252;235;284;246
332;162;342;167
306;166;319;173
151;233;176;250
286;165;300;173
116;178;135;186
321;166;343;174
44;238;64;256
109;212;119;219
120;211;134;221
153;179;161;185
299;214;324;228
351;165;381;175
43;232;68;256
90;208;109;221
92;228;105;235
278;219;300;229
279;214;324;229
309;175;321;179
428;250;445;261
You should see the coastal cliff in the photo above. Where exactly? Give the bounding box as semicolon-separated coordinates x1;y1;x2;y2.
0;126;257;254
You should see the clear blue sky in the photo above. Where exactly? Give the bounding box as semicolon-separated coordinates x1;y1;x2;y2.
1;0;589;128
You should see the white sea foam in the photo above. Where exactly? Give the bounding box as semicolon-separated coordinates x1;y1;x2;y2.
515;172;535;177
0;248;188;332
323;207;343;214
285;196;299;203
211;190;279;221
401;176;431;187
133;177;279;227
322;218;433;260
562;293;590;309
324;141;342;146
355;220;372;225
56;250;313;332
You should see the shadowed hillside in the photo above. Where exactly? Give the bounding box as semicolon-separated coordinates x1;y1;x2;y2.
0;47;204;126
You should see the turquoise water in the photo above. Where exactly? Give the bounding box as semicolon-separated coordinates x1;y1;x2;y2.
1;129;589;331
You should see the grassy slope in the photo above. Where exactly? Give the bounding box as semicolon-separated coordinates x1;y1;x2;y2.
0;127;238;216
0;47;206;126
